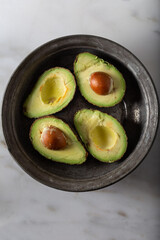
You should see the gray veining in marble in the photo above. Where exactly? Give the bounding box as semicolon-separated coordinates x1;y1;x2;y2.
0;0;160;239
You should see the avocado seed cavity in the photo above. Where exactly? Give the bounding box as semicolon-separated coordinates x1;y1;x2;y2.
89;72;113;95
41;126;67;150
90;125;118;150
41;77;67;105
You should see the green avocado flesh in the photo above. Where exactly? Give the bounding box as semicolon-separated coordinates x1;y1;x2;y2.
74;52;126;107
30;117;87;164
23;67;76;118
74;109;127;163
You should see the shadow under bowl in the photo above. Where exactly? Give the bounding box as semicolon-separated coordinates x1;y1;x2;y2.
2;35;159;191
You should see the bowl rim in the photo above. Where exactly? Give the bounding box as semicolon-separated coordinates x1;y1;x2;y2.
2;34;159;192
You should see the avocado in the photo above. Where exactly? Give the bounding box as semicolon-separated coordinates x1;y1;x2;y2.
74;52;126;107
74;109;127;163
23;67;76;118
30;116;87;164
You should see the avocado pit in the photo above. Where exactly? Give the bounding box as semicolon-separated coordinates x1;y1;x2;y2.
89;72;113;95
41;126;67;150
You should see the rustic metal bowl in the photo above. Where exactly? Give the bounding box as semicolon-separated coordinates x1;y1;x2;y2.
2;35;159;191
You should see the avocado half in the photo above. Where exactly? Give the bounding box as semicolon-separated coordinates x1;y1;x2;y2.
23;67;76;118
30;116;87;164
74;109;127;163
74;52;126;107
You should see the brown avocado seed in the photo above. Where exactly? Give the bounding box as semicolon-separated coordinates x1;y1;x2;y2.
89;71;113;95
41;126;67;150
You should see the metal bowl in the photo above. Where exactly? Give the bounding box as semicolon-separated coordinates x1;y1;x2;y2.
2;35;159;191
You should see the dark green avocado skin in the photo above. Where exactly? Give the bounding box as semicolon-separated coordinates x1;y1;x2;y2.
23;67;76;118
74;52;126;107
30;116;87;165
74;109;128;163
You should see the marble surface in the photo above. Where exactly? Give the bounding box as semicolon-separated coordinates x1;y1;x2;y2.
0;0;160;239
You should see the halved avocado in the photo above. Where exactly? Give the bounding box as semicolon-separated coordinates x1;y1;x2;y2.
30;116;87;164
74;52;126;107
23;67;76;118
74;109;127;163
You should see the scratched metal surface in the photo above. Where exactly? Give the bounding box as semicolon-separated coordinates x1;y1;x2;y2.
2;35;159;191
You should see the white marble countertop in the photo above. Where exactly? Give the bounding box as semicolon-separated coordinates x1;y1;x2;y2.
0;0;160;239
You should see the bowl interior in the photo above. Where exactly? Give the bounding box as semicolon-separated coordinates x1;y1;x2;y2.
13;49;144;178
3;36;158;191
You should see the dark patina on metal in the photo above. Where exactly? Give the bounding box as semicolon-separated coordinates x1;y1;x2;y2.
2;35;159;191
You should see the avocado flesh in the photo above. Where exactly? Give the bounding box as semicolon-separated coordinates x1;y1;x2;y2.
23;67;76;118
30;117;87;164
74;52;126;107
74;109;127;163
